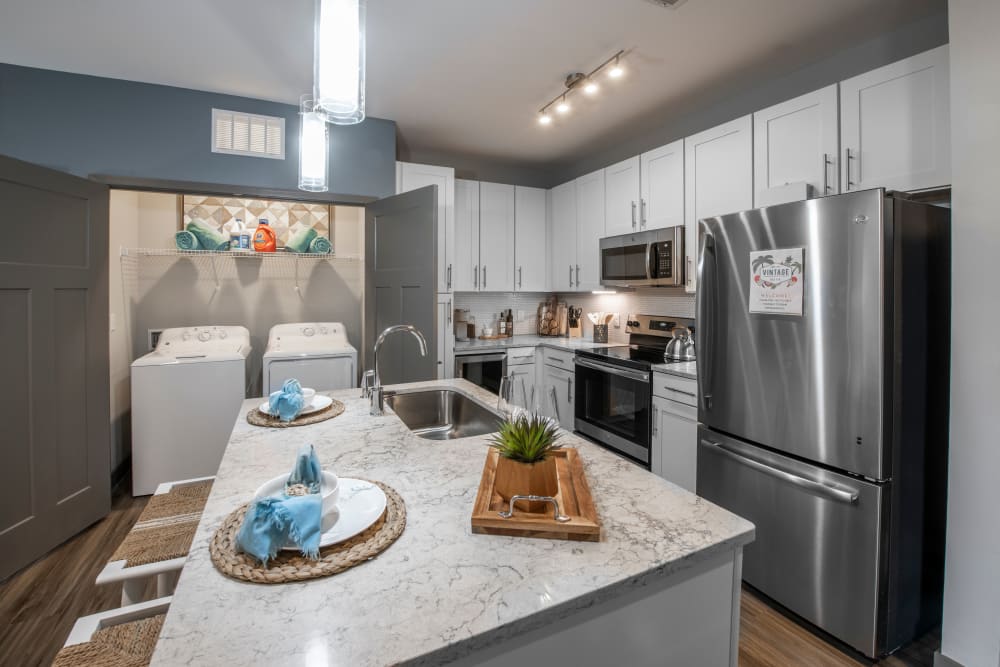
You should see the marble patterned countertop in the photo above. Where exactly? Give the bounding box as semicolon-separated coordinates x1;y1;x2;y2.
454;335;616;353
651;360;698;380
151;379;752;667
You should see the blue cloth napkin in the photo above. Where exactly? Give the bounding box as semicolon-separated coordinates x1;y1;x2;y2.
287;443;322;494
268;378;305;422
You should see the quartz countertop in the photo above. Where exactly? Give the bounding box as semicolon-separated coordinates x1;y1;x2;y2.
652;360;698;380
151;379;752;667
454;334;617;353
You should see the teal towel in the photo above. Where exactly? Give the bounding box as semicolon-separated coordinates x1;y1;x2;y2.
287;444;322;494
309;235;332;254
236;493;322;565
268;378;304;422
286;227;318;254
186;218;229;251
174;230;201;250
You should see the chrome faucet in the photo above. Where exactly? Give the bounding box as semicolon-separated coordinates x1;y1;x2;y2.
367;324;428;416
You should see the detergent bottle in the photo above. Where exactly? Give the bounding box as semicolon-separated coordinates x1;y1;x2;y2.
252;218;277;252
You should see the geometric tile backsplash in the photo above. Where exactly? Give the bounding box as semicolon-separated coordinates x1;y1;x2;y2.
182;195;330;246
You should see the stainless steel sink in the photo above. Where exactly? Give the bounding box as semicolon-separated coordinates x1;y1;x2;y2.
385;389;501;440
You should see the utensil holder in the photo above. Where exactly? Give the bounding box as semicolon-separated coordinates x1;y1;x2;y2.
592;324;608;343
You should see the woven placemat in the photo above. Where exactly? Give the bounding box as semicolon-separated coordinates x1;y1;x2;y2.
246;398;345;428
51;613;165;667
111;479;214;568
209;480;405;584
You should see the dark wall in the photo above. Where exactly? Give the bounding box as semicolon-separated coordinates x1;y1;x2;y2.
0;64;396;198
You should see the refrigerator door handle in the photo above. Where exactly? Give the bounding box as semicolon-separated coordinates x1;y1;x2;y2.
703;439;860;504
698;232;718;410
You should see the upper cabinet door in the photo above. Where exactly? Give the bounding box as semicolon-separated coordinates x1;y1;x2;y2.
640;140;684;231
684;115;754;294
754;84;839;206
478;182;516;292
514;186;548;292
549;180;577;292
840;45;950;193
453;179;480;292
396;162;455;292
604;156;641;236
575;169;606;292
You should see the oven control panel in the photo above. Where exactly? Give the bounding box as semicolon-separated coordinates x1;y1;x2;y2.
625;314;696;337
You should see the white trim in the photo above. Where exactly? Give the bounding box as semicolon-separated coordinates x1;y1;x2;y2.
64;596;172;647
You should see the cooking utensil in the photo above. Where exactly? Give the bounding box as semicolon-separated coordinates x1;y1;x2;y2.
664;325;696;361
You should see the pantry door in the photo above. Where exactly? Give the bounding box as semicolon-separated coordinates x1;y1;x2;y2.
0;154;111;581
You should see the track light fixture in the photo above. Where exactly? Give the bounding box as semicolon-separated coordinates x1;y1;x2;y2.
536;49;625;126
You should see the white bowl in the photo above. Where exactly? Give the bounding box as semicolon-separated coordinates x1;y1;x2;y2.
254;470;339;514
301;387;316;404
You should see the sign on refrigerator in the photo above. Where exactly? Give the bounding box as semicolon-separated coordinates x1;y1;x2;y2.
749;248;804;316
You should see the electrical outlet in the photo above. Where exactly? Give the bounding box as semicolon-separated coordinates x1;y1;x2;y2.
613;313;621;328
516;310;525;321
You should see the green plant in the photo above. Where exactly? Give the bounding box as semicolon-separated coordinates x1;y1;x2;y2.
489;413;561;464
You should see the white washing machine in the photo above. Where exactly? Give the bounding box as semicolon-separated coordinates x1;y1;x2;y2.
262;322;358;394
131;326;251;496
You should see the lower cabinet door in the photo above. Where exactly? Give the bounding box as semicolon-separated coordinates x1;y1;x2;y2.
435;295;454;379
509;365;535;409
652;396;698;492
544;365;575;430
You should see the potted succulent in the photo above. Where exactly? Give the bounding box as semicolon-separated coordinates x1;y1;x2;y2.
489;413;562;513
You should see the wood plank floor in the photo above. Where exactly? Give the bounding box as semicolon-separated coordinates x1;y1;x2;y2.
0;491;939;667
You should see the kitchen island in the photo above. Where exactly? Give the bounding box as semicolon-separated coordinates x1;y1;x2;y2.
151;379;753;667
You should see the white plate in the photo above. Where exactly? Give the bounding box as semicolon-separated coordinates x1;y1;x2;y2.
280;478;387;551
258;394;333;417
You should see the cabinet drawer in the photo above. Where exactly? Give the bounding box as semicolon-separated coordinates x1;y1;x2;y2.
654;373;697;405
507;346;537;363
659;397;697;421
543;348;575;369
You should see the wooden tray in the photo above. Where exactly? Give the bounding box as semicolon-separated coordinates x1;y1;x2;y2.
471;448;600;541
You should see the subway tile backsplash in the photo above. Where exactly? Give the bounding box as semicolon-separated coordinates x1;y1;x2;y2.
454;290;695;344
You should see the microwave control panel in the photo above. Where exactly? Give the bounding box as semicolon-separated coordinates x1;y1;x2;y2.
653;241;673;278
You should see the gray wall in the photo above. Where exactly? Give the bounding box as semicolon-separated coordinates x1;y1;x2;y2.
939;2;1000;666
0;63;397;199
549;10;949;185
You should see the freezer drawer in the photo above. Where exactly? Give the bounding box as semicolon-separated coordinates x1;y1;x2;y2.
696;426;886;657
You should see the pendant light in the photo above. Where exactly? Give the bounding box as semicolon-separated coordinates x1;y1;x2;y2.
298;96;329;192
313;0;366;125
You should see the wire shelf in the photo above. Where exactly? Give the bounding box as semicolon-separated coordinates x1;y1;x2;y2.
120;247;362;261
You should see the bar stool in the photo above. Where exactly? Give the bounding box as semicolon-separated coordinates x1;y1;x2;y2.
97;476;213;605
51;596;171;667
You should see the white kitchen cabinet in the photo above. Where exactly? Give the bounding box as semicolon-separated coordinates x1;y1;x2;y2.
651;395;698;493
453;179;480;292
549;180;577;292
840;45;950;193
640;139;685;231
574;169;606;292
396;162;455;293
435;294;455;379
684;115;754;294
754;84;839;206
478;182;516;292
507;348;537;410
604;156;640;236
543;364;575;431
514;186;548;292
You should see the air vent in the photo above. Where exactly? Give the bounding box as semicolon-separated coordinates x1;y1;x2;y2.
644;0;688;7
212;108;285;160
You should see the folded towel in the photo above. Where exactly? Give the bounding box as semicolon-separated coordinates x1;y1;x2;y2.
268;378;304;422
236;493;322;564
185;218;230;251
174;230;202;251
286;227;318;254
287;444;322;494
309;235;332;254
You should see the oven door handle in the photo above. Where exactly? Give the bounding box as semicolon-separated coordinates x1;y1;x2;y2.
574;356;649;383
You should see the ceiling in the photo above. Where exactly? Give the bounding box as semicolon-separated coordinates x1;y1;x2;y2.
0;0;946;169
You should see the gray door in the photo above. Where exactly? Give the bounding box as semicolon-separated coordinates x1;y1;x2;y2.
365;186;437;384
0;155;111;580
696;189;887;480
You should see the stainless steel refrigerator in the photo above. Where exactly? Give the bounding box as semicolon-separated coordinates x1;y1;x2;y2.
695;189;949;658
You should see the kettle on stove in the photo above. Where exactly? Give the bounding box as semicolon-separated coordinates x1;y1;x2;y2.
664;325;696;362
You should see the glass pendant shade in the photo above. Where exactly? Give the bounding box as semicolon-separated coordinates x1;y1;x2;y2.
314;0;366;125
298;97;329;192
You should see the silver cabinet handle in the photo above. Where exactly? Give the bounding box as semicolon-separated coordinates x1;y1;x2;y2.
640;198;647;228
631;200;637;229
687;257;693;286
575;264;580;286
566;376;572;403
447;300;452;324
845;147;856;191
569;264;574;287
474;264;479;288
704;440;860;504
482;265;487;289
518;266;523;289
549;385;560;422
447;264;452;289
651;404;658;436
821;153;832;194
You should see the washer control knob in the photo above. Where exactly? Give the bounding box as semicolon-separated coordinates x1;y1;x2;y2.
198;330;212;342
217;329;228;339
319;326;328;335
303;326;316;337
182;331;191;341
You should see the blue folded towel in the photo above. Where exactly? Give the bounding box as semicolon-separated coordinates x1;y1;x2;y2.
308;236;332;254
186;218;230;251
286;227;318;254
268;378;304;422
287;443;322;494
174;230;201;250
236;493;322;564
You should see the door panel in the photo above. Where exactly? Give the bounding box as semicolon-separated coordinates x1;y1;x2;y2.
640;140;684;231
454;179;479;291
696;189;886;479
514;186;547;291
478;182;515;292
697;427;885;657
0;154;110;581
575;170;605;291
549;181;577;291
365;187;438;385
604;156;640;236
396;162;455;292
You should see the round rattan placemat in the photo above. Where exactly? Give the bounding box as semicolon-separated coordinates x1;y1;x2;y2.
209;480;405;583
246;398;345;428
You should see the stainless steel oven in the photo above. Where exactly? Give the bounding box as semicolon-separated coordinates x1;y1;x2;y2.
573;355;652;466
455;351;507;394
599;227;685;288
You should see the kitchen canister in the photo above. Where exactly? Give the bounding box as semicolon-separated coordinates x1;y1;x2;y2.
593;324;609;343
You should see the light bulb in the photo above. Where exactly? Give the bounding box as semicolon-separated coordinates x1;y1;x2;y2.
538;113;552;126
584;81;599;95
609;63;624;79
314;0;366;125
556;99;570;114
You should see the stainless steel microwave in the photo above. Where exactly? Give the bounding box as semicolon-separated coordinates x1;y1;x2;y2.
599;227;685;287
